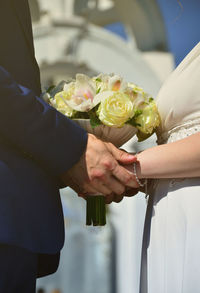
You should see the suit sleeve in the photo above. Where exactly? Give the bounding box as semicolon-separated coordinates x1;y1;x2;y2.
0;66;88;176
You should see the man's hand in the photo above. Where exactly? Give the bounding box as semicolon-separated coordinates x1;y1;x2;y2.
61;134;139;196
99;187;140;204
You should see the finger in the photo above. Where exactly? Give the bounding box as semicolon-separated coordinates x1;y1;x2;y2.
112;193;124;203
89;178;112;195
125;187;139;197
105;193;114;204
82;183;102;195
111;165;139;188
88;164;122;195
83;177;114;195
101;175;125;195
106;143;137;164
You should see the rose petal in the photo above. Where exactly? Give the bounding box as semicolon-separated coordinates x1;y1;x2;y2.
93;91;114;106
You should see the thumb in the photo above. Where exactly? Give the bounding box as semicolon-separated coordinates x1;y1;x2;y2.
107;143;137;164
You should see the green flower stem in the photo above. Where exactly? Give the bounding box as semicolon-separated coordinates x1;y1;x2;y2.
86;195;106;226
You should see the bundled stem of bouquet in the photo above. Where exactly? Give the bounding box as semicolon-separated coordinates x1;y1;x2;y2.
86;195;106;226
43;73;160;226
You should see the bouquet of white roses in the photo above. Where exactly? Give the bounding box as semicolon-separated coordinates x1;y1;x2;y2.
43;73;160;226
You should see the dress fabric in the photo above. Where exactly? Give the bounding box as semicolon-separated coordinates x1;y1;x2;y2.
140;42;200;293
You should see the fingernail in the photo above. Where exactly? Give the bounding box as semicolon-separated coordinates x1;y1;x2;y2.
127;154;136;159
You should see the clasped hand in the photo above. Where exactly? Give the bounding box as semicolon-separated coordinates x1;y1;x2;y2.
61;134;139;203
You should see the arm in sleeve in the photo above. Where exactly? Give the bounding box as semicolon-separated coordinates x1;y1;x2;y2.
0;66;88;176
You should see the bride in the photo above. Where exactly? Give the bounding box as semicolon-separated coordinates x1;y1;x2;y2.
127;42;200;293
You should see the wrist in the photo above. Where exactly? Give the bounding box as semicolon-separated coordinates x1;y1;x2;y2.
135;153;143;177
133;161;147;187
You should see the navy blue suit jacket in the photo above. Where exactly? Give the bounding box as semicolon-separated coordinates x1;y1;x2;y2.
0;0;87;255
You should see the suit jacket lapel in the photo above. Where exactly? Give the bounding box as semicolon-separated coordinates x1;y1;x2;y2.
11;0;35;57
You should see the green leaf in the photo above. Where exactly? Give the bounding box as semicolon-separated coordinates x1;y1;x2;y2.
90;115;102;128
126;109;143;127
95;78;102;82
134;109;143;118
88;105;102;128
96;87;101;94
46;85;56;93
126;119;141;127
72;111;90;119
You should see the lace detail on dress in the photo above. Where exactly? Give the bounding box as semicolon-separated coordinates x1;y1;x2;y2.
156;118;200;144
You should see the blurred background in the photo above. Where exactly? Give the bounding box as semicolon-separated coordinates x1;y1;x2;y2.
31;0;200;292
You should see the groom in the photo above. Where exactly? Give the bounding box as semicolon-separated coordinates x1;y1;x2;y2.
0;0;138;291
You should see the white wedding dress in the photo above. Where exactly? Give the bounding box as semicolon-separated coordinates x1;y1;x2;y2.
140;42;200;293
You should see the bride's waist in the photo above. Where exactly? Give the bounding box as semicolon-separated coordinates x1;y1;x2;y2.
156;118;200;144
